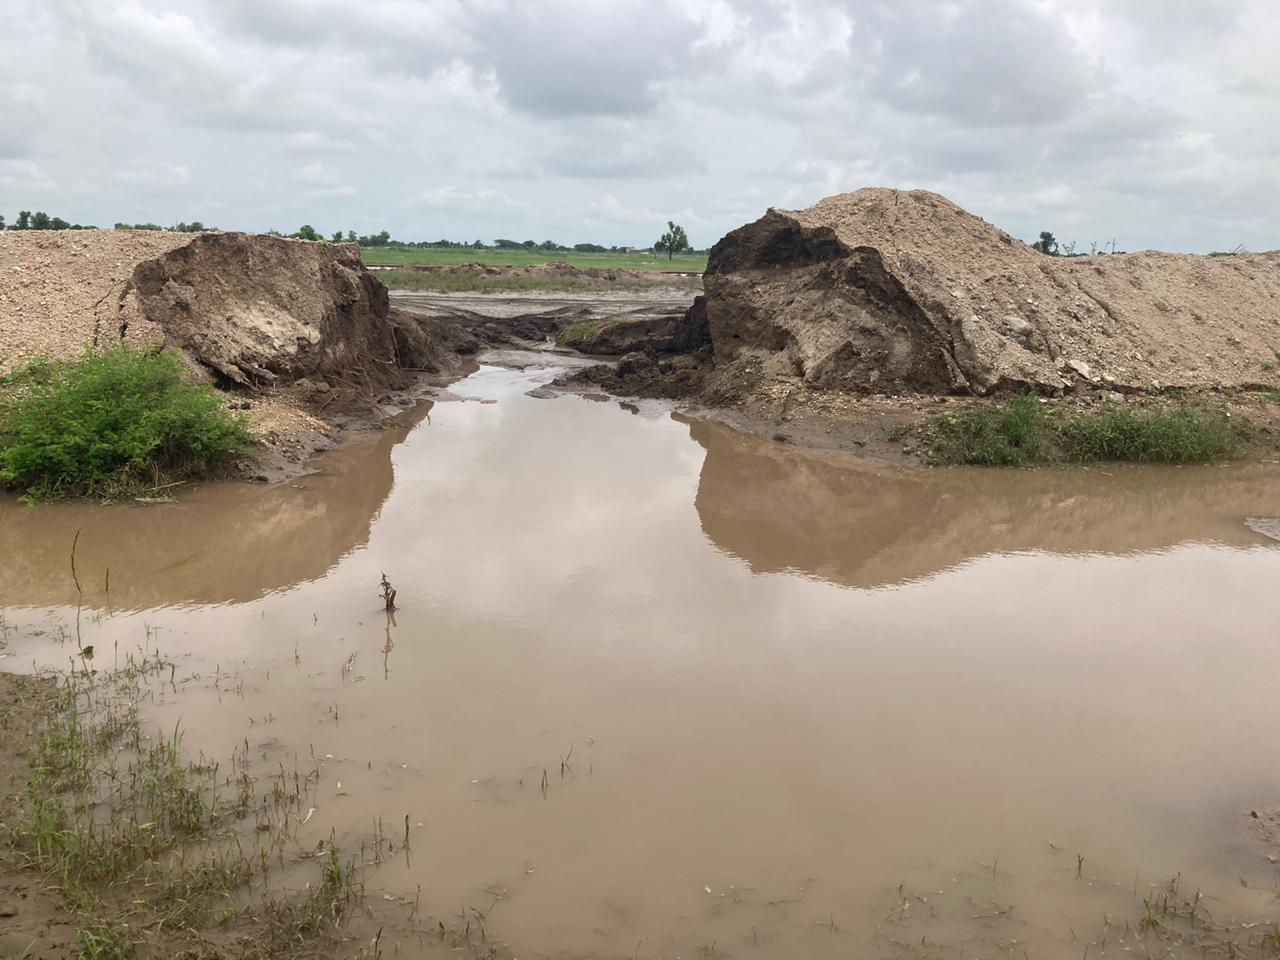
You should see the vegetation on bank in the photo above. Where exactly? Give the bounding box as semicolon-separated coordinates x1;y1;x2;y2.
923;394;1240;466
0;346;251;500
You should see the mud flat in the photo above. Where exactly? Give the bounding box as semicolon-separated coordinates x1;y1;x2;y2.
5;361;1280;958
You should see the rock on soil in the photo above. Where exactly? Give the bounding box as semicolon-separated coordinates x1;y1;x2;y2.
0;230;466;388
698;188;1280;398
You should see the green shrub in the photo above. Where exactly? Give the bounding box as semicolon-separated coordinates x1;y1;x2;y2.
0;346;252;500
923;394;1046;466
1057;401;1234;464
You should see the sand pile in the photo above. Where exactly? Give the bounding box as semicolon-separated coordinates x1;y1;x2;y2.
701;188;1280;397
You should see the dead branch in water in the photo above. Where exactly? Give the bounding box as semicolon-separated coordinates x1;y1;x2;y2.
379;572;397;612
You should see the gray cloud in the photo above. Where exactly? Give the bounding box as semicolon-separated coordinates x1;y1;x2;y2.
1;0;1277;252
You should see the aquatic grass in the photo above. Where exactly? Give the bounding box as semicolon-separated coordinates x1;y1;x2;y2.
925;396;1240;466
74;923;133;960
0;638;369;958
0;345;252;500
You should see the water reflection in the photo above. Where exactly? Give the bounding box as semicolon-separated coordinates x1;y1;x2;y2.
0;404;429;610
689;418;1280;588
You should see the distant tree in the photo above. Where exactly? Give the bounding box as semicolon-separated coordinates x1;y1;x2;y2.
15;211;31;229
494;239;521;249
293;224;321;241
539;240;560;251
573;242;607;253
0;215;5;230
330;230;344;242
1031;231;1059;256
473;239;484;248
345;230;356;243
31;211;51;230
49;217;70;230
521;240;536;249
655;220;690;260
357;230;391;247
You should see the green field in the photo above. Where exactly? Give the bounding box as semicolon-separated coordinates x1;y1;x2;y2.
359;246;708;272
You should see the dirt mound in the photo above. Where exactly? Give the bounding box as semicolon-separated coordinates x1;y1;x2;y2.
0;230;466;388
701;188;1280;397
0;229;189;371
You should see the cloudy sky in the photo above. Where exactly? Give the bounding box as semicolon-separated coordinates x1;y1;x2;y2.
2;0;1276;252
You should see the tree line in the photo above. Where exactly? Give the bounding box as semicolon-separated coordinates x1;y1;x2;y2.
288;223;702;254
2;210;98;231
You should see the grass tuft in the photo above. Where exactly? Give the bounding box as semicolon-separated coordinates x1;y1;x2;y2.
923;394;1046;466
553;319;607;349
925;395;1238;466
1057;402;1235;463
0;345;251;500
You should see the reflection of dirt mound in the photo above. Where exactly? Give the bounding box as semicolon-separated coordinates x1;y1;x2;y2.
0;405;429;609
0;230;462;387
700;188;1280;398
689;418;1280;589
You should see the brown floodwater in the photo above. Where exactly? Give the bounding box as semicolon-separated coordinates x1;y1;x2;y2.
4;359;1280;958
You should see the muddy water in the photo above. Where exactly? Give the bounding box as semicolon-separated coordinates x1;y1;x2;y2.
4;361;1280;958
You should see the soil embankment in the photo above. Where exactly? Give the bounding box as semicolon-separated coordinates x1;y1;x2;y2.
561;188;1280;460
0;229;474;385
701;188;1280;398
0;230;479;478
